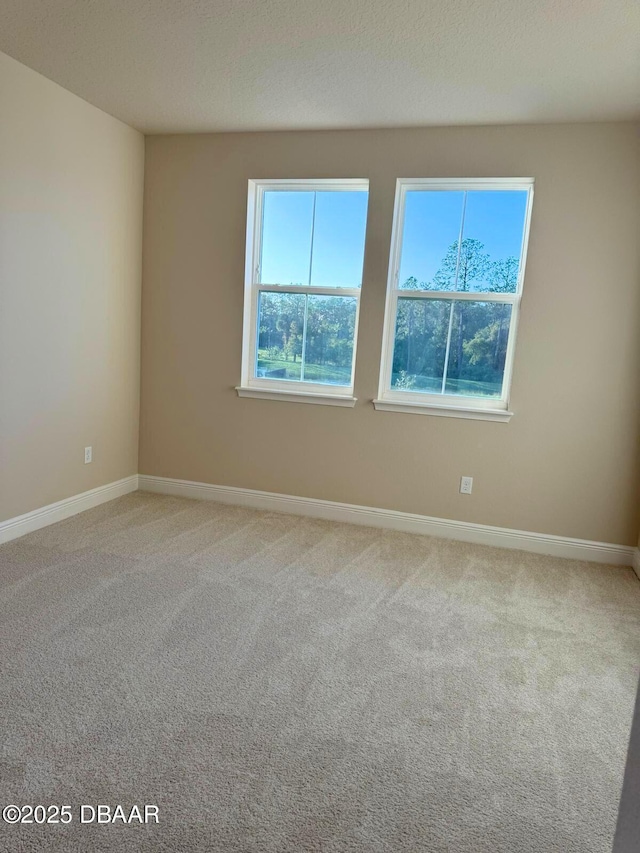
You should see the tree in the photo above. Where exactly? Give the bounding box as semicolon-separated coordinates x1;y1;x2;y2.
433;238;490;292
432;239;490;380
394;241;519;395
488;257;518;368
266;294;303;363
489;257;518;294
282;318;302;362
463;321;500;367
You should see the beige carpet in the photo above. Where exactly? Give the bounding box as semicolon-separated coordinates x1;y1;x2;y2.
1;492;639;852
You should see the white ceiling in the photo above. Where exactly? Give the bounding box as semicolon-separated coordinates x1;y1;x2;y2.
1;0;638;134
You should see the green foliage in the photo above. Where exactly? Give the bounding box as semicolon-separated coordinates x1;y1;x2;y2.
257;237;519;396
463;321;498;365
400;239;518;294
433;239;490;291
394;238;517;397
394;369;416;390
488;256;519;293
257;293;355;384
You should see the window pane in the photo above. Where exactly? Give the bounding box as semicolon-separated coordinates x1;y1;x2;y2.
398;189;528;293
444;301;512;397
260;192;314;285
391;298;451;392
398;191;465;290
392;299;512;398
256;292;305;380
256;292;356;386
460;191;528;292
304;295;357;385
310;192;368;288
260;189;368;289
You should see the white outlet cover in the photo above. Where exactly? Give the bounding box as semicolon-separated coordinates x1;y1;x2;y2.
84;446;92;464
460;476;473;494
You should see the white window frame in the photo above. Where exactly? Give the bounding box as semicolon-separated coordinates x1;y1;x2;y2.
236;178;369;407
374;178;534;422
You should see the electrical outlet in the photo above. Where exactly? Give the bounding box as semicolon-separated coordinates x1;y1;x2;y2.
460;476;473;495
84;446;92;464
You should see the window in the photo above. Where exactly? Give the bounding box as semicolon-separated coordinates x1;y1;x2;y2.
375;178;534;421
237;179;369;406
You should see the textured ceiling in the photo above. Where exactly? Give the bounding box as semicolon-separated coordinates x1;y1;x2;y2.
1;0;638;133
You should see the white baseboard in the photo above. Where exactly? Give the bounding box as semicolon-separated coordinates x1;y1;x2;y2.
632;548;640;580
0;475;139;546
2;473;633;570
138;475;635;568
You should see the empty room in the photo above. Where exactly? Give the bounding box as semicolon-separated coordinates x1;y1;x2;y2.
1;1;639;851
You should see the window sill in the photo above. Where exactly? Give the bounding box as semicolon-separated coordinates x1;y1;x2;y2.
236;386;357;407
372;398;513;422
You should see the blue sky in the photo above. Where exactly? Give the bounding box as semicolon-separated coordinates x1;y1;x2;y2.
260;191;368;287
398;190;528;287
259;188;527;289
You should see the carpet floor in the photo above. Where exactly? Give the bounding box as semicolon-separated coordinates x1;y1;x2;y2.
1;492;639;852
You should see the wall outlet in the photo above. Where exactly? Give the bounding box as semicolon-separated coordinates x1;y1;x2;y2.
84;446;92;464
460;476;473;495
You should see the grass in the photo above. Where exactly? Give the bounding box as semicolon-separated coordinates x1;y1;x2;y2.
256;354;499;397
393;372;501;397
257;353;350;386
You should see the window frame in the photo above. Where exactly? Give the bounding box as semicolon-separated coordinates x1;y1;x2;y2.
237;178;369;407
374;178;534;422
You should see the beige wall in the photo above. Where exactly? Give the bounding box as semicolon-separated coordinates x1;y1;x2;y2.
140;123;640;546
0;52;144;522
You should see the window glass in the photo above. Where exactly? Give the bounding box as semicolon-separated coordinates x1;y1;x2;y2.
398;191;465;290
256;292;305;380
391;298;451;391
304;295;357;385
460;191;528;293
381;181;532;411
392;299;513;398
444;301;512;397
310;192;368;288
260;192;314;285
244;181;368;397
